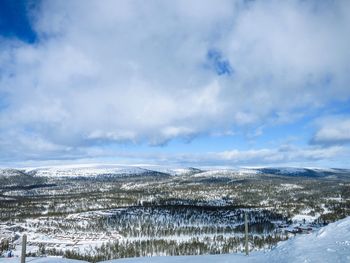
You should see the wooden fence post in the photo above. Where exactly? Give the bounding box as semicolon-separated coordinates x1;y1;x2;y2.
21;234;27;263
245;213;249;256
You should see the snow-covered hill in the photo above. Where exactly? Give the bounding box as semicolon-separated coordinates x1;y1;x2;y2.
21;165;202;178
252;167;349;177
101;216;350;263
27;166;148;178
1;164;349;179
0;168;27;177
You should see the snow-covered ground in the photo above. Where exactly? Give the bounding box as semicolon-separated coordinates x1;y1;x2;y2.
102;216;350;263
1;217;349;262
0;256;89;262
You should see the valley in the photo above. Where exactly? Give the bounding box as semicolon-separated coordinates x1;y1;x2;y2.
1;166;349;262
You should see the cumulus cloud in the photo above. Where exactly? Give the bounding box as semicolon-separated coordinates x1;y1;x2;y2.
311;117;350;145
0;0;350;162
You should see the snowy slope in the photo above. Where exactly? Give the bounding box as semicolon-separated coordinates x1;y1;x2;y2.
101;216;350;263
22;164;202;178
253;167;349;177
0;169;26;177
26;165;152;178
2;164;348;179
192;168;261;178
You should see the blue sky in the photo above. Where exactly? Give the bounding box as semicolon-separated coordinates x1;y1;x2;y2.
0;0;350;168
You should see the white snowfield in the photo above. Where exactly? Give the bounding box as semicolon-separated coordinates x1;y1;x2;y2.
0;217;349;262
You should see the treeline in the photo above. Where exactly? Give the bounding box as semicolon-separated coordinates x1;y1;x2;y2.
48;234;288;262
91;206;286;238
22;207;285;240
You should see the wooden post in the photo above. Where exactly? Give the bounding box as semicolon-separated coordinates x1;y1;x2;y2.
245;213;249;256
4;239;9;251
21;234;27;263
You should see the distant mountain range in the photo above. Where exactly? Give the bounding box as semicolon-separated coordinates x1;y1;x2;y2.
0;165;349;179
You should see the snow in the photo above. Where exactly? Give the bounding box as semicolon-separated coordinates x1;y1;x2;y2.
101;216;350;263
0;169;24;177
290;208;320;223
1;217;349;262
26;166;149;178
0;257;88;263
3;164;349;179
102;254;259;263
21;164;202;178
191;168;259;178
274;167;308;174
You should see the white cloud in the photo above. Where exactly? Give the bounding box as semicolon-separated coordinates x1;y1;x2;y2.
312;117;350;145
5;143;346;168
206;145;345;166
0;0;350;162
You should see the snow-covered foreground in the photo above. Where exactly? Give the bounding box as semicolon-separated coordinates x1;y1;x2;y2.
0;217;349;262
103;216;350;263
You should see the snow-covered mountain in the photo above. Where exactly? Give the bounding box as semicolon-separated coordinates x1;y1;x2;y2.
20;165;202;178
0;168;27;177
26;166;149;178
1;165;349;179
253;167;342;177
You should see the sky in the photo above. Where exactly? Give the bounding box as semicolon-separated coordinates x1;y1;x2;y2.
0;0;350;168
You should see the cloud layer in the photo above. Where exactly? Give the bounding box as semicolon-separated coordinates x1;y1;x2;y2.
0;0;350;165
312;117;350;145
